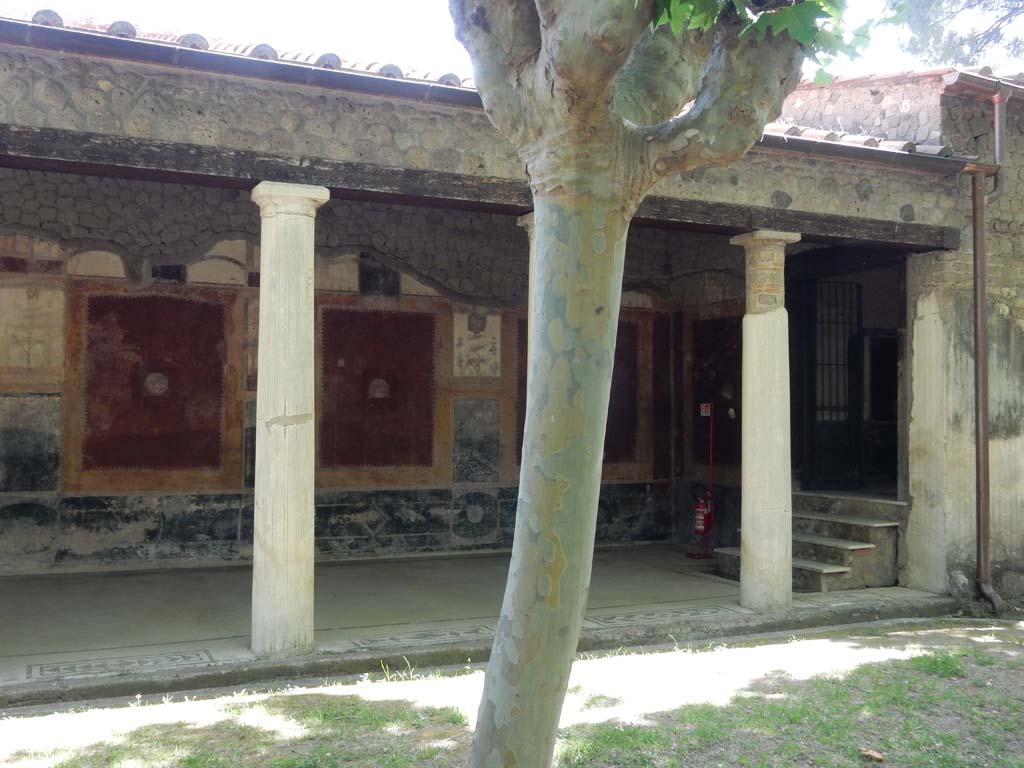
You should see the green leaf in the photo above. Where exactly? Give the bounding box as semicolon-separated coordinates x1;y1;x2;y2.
813;67;835;84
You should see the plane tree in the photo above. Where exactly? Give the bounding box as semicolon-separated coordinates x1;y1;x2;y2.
448;2;854;765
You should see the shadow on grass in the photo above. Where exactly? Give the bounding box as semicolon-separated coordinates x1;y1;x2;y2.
10;621;1024;768
16;693;471;768
558;628;1024;768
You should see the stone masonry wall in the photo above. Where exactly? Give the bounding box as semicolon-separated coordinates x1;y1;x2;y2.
0;45;962;228
0;168;713;306
782;75;946;145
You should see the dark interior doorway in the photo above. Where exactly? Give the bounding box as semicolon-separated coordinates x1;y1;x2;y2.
788;250;905;496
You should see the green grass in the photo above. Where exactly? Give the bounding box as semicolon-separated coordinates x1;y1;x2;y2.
44;694;470;768
558;649;1024;768
10;621;1023;768
908;650;968;678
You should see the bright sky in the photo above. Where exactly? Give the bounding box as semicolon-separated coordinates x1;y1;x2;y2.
0;0;1022;80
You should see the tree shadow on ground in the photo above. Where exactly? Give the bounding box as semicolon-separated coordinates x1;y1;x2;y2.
8;620;1024;768
558;622;1024;768
12;693;472;768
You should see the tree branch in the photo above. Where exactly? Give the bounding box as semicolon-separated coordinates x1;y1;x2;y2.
611;24;713;126
641;12;804;178
536;0;654;100
449;0;542;143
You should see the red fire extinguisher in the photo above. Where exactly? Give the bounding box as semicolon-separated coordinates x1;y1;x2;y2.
688;401;715;559
694;496;708;535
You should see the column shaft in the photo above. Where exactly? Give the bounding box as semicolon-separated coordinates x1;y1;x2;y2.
731;230;800;613
250;181;329;658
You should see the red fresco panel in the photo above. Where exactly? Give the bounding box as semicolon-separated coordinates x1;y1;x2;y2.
319;308;435;467
83;294;226;470
516;318;638;464
693;316;742;466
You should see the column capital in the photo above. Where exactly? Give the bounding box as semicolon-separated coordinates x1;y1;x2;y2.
730;230;801;249
736;230;797;314
251;181;330;217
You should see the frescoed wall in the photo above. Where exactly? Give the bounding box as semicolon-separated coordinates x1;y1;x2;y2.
0;201;676;574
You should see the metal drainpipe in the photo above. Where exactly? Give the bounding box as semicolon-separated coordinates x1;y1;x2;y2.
972;88;1008;614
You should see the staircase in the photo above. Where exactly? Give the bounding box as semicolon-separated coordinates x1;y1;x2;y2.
714;492;904;593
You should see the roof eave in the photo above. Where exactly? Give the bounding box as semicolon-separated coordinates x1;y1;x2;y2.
753;133;983;176
0;18;979;176
0;18;483;108
942;70;1024;98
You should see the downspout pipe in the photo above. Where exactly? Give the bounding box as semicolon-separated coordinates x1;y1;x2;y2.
971;87;1009;614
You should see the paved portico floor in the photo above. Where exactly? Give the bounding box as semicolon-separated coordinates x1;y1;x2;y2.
0;546;955;704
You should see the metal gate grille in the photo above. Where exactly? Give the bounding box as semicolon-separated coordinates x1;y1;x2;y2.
805;281;863;489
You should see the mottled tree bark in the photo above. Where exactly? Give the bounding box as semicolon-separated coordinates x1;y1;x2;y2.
472;190;633;767
449;2;805;765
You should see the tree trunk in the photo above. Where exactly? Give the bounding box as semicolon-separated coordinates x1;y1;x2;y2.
471;187;632;768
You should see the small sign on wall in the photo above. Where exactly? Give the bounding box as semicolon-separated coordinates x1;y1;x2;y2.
700;402;712;418
453;312;501;379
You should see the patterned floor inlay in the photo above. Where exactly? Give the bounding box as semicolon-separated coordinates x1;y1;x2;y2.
584;603;750;628
347;625;496;652
793;591;943;608
26;650;215;680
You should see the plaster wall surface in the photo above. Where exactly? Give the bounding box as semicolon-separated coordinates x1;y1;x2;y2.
906;93;1024;598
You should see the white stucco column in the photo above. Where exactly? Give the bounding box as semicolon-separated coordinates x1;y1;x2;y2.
250;180;329;658
731;229;800;613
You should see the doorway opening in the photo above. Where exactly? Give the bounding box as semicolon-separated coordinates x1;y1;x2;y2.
788;250;906;497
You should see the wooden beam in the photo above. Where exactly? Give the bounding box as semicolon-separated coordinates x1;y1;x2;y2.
637;197;960;252
0;124;960;251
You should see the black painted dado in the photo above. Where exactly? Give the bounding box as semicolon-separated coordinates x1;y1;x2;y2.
453;489;499;548
0;483;671;573
453;399;500;483
243;401;256;488
0;395;61;492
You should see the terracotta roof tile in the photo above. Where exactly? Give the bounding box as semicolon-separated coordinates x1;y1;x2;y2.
763;122;951;157
15;7;474;87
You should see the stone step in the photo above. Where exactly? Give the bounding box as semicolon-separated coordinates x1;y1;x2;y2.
715;528;903;594
792;513;899;588
792;532;876;550
713;547;852;593
791;556;851;574
792;532;875;567
792;491;908;523
793;512;898;546
793;512;899;528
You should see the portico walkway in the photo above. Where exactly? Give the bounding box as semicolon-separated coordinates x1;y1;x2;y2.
0;546;954;705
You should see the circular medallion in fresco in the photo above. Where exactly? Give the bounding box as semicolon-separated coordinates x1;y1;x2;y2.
144;372;170;397
367;377;391;399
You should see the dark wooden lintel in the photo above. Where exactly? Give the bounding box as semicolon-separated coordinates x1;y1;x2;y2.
0;124;960;251
637;197;961;252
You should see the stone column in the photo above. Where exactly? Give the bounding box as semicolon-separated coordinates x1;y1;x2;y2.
250;181;329;658
730;229;800;613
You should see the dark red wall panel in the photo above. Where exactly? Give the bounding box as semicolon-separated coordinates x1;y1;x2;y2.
693;316;742;466
83;294;226;470
319;308;435;467
516;318;638;464
652;313;672;478
604;320;638;463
